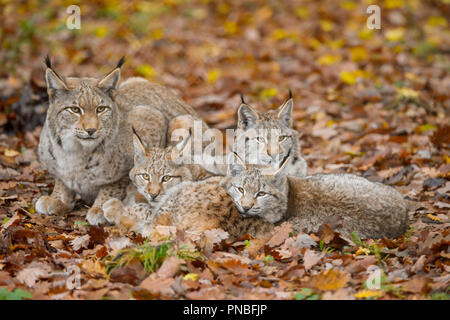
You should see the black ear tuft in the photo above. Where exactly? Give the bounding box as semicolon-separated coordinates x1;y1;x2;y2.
288;88;293;99
45;55;52;69
116;56;125;69
240;93;245;104
131;126;137;136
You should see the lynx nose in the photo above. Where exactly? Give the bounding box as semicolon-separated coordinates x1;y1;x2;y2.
86;128;97;136
149;193;159;200
242;205;253;213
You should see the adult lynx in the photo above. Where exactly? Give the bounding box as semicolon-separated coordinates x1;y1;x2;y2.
36;56;201;225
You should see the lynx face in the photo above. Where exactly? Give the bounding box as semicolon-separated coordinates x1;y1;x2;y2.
45;64;122;151
130;129;192;205
222;163;289;224
234;98;299;167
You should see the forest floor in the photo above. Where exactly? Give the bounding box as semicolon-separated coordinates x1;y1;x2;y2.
0;0;449;300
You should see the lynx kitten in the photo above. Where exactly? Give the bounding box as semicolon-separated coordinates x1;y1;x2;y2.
226;155;409;239
36;56;201;225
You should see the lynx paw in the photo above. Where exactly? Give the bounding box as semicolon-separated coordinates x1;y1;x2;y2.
102;198;125;224
35;196;72;215
86;207;107;226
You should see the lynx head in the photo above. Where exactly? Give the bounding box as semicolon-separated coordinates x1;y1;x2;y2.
44;56;125;151
221;152;290;224
234;92;299;168
130;128;193;204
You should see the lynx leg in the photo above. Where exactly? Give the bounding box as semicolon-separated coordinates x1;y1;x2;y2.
36;179;75;215
87;178;128;226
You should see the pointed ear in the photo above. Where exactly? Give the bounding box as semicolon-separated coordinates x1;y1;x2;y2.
132;127;147;163
237;104;259;130
98;68;120;91
277;98;293;127
228;152;246;176
44;55;68;95
98;57;124;91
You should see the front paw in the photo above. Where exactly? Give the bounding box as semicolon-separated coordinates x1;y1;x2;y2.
102;198;124;223
86;207;107;226
35;196;72;215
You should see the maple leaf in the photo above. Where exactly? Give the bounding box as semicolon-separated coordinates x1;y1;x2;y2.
311;268;349;291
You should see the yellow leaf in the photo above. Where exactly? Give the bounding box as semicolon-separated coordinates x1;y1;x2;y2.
418;124;437;133
427;16;447;27
340;1;356;10
327;39;345;49
206;69;221;84
317;54;341;66
94;26;108;38
320;20;334;32
443;155;450;164
358;29;373;40
295;7;309;19
384;0;404;9
355;247;371;256
260;88;278;100
136;64;157;78
4;149;20;157
151;29;164;40
308;38;322;50
397;87;419;99
385;28;405;42
224;21;238;35
311;268;349;291
355;289;384;299
427;214;441;221
340;70;368;85
350;47;368;62
183;273;198;281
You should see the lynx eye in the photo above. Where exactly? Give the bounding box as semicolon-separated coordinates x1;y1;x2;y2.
237;187;244;193
162;175;172;182
68;106;81;114
96;106;108;113
256;191;267;197
278;135;289;142
256;137;265;143
141;173;150;181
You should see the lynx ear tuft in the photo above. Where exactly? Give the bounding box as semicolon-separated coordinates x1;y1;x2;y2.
45;55;52;69
132;126;147;163
116;56;125;69
228;151;247;176
98;68;120;91
240;93;245;104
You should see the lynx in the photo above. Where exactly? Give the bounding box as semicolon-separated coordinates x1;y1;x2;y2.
226;155;409;239
36;56;202;225
233;93;308;177
102;148;275;238
106;151;408;239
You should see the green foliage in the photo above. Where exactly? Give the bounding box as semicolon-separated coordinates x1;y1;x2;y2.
264;254;274;264
430;292;450;300
294;288;319;300
0;288;32;300
106;239;202;274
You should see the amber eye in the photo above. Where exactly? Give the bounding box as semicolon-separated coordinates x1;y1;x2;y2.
162;175;172;182
256;137;265;143
141;173;150;181
96;106;108;113
237;187;244;193
68;106;81;114
279;136;289;142
256;191;266;197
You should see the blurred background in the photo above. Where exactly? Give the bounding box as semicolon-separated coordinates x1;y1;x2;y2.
0;0;449;173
